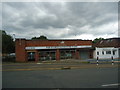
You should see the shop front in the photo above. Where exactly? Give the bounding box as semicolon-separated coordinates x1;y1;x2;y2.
15;39;93;62
26;48;92;61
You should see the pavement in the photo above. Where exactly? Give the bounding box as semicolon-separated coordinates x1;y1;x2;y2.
2;61;119;71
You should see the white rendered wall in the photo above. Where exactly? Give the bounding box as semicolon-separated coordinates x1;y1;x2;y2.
93;47;119;59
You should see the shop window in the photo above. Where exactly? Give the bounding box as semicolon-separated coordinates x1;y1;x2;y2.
106;51;111;54
60;50;75;59
39;51;55;61
28;52;35;61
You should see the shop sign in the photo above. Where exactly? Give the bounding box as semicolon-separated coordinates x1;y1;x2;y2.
26;45;91;50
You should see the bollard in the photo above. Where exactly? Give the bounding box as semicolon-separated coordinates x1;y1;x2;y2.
111;56;113;60
112;60;114;65
97;60;99;65
97;57;99;60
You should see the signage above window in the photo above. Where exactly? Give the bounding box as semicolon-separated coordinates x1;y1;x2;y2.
25;45;92;50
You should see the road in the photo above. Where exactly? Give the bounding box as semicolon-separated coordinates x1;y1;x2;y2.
2;63;119;88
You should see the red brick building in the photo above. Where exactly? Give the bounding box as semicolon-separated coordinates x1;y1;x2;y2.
15;39;93;62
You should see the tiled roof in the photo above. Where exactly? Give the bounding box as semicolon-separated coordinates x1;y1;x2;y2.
93;38;120;47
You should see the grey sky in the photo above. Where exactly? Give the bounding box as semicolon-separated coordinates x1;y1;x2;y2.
1;2;118;40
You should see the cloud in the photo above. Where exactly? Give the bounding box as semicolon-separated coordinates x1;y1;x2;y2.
2;2;118;40
0;3;2;30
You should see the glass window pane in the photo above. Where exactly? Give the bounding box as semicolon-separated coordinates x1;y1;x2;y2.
106;51;111;54
97;52;99;55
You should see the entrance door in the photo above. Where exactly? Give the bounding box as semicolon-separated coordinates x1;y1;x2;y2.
27;52;35;61
80;50;89;60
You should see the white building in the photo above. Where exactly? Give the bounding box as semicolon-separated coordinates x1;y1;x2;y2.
94;47;120;59
93;38;120;60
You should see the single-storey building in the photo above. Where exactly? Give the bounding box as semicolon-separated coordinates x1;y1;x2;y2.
15;39;94;62
93;38;120;60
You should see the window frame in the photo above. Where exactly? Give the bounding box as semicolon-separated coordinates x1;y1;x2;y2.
113;50;116;55
102;51;104;55
97;51;99;55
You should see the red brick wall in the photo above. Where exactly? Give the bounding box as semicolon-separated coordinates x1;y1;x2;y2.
89;49;93;58
25;40;92;47
56;49;60;60
15;39;27;62
75;49;80;59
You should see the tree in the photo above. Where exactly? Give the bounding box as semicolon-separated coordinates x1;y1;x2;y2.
32;35;48;40
1;30;15;54
0;30;2;54
93;37;104;43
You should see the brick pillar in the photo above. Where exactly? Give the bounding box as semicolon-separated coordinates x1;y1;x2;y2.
15;39;26;62
89;49;93;59
72;51;75;59
25;51;28;62
35;50;39;62
56;49;60;60
75;49;80;59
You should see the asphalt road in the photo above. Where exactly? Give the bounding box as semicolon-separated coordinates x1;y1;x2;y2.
2;67;119;88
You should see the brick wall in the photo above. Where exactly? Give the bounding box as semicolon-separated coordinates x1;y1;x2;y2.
15;39;27;62
25;40;92;47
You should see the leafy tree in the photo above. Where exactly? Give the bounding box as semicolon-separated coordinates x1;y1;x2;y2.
1;30;15;54
0;30;2;54
32;35;48;40
92;37;104;43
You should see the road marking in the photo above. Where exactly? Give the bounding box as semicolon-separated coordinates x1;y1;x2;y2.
102;83;120;87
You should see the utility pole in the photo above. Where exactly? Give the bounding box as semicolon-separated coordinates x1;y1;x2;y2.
13;34;15;41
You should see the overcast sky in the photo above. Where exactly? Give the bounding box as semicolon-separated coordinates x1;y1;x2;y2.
1;1;118;40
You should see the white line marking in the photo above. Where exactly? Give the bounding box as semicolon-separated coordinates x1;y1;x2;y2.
102;83;120;87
